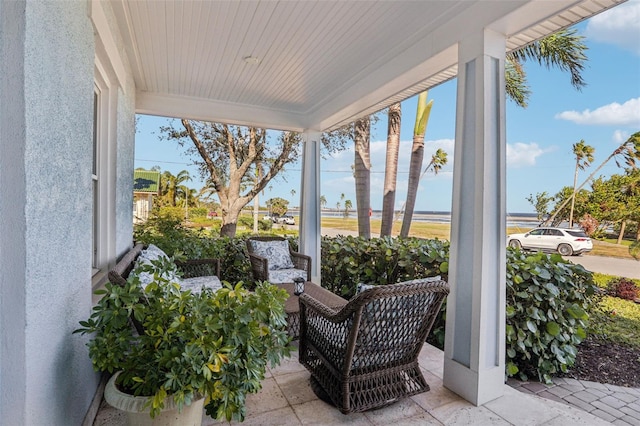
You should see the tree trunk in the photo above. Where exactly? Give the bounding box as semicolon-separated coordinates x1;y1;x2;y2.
253;194;259;233
400;92;433;238
220;207;241;237
354;117;371;239
569;162;579;227
400;134;424;237
617;220;626;245
381;103;401;237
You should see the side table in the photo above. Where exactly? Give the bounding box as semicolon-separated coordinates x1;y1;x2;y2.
276;282;347;340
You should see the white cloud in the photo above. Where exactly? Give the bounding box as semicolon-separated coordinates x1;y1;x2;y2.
555;97;640;126
507;142;554;168
613;129;631;143
585;1;640;55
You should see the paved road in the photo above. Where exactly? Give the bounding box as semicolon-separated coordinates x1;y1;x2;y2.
568;255;640;279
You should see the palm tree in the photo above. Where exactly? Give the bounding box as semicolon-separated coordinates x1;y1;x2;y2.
392;28;588;236
381;102;401;237
353;118;371;238
397;148;447;235
507;28;587;108
320;195;327;211
177;185;196;220
343;199;353;219
544;132;640;226
569;140;595;227
162;170;192;207
400;92;433;238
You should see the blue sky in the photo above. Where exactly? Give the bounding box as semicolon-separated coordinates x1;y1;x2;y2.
135;1;640;214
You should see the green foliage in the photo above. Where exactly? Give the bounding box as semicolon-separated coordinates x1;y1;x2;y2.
589;296;640;348
505;249;597;383
320;236;449;298
188;207;208;218
154;206;187;222
75;256;291;421
237;215;273;231
134;215;253;284
266;197;289;216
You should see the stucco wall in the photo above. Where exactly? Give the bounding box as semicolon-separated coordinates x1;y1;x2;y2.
22;2;98;424
0;1;128;424
0;1;28;423
2;0;135;423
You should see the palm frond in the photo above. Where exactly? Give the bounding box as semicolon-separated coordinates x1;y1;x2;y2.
509;28;588;91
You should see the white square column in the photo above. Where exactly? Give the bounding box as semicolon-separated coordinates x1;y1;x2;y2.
299;131;322;283
443;29;507;406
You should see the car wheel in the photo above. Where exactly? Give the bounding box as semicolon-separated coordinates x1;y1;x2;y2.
508;240;522;249
557;244;573;256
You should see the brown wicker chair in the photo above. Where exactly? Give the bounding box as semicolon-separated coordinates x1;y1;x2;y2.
246;236;311;283
298;278;449;414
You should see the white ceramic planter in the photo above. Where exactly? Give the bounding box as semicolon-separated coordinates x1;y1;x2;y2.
104;372;205;426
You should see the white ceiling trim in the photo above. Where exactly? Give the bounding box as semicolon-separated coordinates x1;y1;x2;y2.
314;47;459;131
136;92;307;132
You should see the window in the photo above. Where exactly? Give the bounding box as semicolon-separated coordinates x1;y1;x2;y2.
92;58;116;282
92;89;100;271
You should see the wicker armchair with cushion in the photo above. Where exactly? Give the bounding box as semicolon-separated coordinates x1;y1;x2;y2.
246;236;311;283
299;278;449;414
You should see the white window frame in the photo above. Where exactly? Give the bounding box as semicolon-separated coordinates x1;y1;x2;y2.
92;57;117;284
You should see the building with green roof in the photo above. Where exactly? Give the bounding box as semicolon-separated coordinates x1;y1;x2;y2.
133;169;160;223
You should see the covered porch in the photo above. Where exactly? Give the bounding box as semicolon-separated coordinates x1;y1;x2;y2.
94;344;610;425
0;1;626;424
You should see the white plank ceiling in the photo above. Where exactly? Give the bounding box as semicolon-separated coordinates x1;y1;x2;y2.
111;0;625;131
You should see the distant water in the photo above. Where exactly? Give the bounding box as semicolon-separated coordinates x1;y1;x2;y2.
319;210;538;228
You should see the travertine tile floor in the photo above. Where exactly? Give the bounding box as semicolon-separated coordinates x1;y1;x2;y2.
94;345;616;425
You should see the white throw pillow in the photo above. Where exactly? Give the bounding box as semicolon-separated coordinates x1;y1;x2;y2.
251;240;295;270
139;244;169;262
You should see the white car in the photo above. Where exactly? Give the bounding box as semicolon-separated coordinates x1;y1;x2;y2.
277;215;295;225
507;227;593;256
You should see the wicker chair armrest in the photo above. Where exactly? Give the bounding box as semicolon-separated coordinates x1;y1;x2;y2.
175;258;221;278
247;252;269;282
299;293;342;319
299;292;357;324
290;252;311;280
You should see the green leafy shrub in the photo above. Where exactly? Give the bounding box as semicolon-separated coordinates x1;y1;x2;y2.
606;277;639;301
75;256;291;421
134;216;254;284
320;236;449;298
188;207;208;218
156;206;187;222
630;241;640;260
505;249;597;383
236;216;274;231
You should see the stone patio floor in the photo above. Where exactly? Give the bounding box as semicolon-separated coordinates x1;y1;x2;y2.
94;344;638;425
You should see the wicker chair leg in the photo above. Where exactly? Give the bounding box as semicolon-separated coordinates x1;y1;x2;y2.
309;376;333;405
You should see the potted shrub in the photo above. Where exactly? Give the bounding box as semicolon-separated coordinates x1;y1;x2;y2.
75;256;291;423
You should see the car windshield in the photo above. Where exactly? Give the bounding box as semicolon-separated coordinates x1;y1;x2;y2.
566;230;588;238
